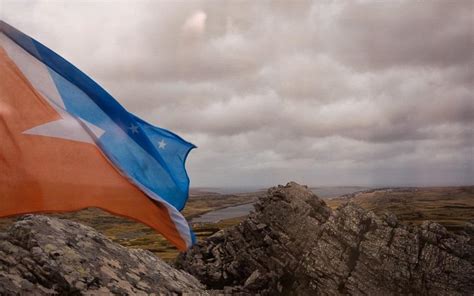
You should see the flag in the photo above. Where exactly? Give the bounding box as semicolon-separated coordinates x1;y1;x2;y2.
0;21;196;251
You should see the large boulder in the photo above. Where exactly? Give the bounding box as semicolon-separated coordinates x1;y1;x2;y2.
177;182;474;295
0;215;207;295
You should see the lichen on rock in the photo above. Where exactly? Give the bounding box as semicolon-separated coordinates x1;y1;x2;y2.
0;215;207;295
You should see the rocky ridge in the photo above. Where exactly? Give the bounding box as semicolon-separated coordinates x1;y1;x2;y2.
177;182;474;295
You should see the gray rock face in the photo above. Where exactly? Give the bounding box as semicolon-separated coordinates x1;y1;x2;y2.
0;215;207;295
177;182;474;295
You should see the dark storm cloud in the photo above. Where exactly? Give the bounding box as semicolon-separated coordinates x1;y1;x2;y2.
3;0;473;187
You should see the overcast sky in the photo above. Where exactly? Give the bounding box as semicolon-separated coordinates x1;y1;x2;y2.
2;0;473;187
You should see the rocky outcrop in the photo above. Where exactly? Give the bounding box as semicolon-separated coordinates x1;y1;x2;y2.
0;215;207;295
1;183;473;295
177;182;474;295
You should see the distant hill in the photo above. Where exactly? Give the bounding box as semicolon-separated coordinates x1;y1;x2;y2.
191;187;265;195
310;186;372;198
326;186;474;232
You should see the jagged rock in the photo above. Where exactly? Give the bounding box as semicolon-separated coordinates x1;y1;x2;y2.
1;183;472;295
177;182;474;295
0;215;207;295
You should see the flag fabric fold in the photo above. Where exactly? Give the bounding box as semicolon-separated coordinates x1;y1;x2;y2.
0;21;196;250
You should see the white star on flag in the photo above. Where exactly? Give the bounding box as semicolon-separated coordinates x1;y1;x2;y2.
128;124;139;134
22;93;104;144
158;139;167;149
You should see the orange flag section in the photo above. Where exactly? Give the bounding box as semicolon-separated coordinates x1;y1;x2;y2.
0;47;187;251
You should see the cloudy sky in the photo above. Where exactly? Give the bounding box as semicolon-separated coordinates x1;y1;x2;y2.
2;0;473;187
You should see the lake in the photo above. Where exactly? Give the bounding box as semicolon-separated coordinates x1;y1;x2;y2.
191;203;255;223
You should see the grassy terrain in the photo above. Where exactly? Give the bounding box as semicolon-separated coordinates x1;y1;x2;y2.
326;186;474;232
0;192;257;261
1;186;472;261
